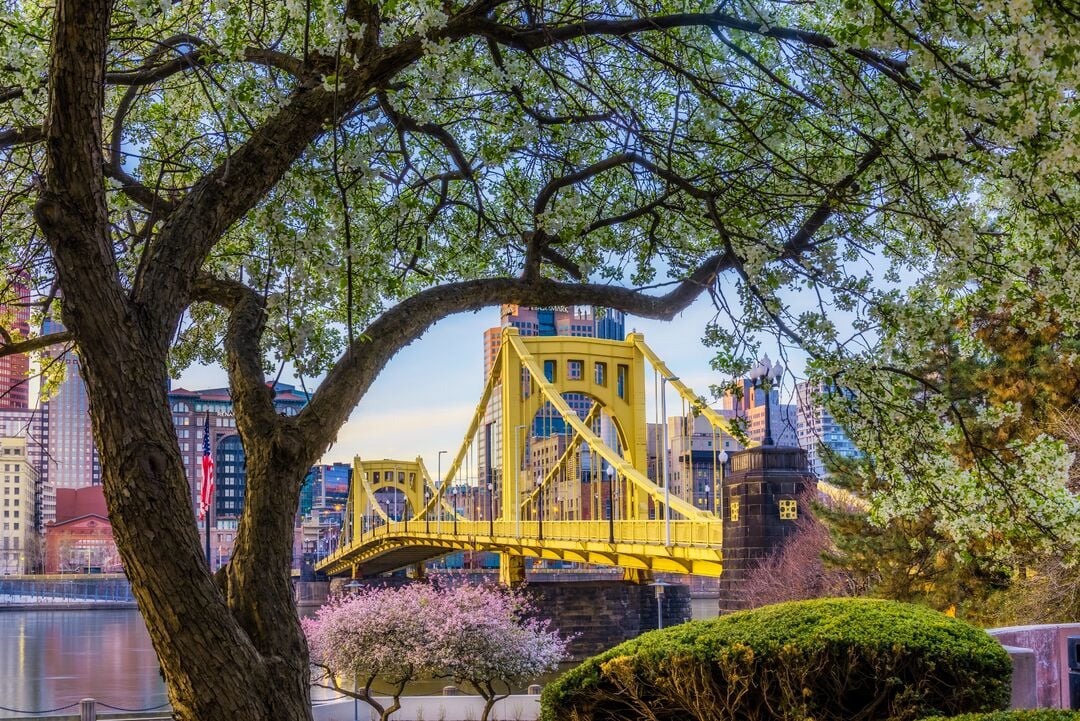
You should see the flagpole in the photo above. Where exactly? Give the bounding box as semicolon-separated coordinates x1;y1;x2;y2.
204;411;212;568
205;494;212;567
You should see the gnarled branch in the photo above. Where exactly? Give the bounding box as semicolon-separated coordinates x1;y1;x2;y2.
297;251;731;445
190;274;277;432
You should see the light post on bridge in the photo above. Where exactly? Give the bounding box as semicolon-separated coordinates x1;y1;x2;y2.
716;450;728;517
747;355;784;446
487;481;494;537
606;464;615;544
537;470;544;541
514;425;526;539
437;450;448;536
661;375;678;547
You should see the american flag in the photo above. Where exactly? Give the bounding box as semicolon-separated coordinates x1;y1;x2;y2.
198;413;215;521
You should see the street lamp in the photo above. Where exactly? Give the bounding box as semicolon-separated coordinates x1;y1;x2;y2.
606;464;615;543
716;450;729;516
747;356;784;446
537;469;544;541
514;425;526;539
661;375;679;546
437;450;448;535
648;581;672;630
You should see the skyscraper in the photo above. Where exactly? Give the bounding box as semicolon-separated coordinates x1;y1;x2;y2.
1;436;40;573
42;320;100;490
168;382;309;522
720;378;797;447
0;408;52;527
795;380;861;476
0;276;30;409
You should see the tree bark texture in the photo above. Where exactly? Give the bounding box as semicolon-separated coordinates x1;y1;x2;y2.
35;1;317;719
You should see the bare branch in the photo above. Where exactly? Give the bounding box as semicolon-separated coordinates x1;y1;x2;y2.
0;330;73;359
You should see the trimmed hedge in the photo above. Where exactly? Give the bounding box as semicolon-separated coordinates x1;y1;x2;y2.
541;598;1012;721
923;714;1080;721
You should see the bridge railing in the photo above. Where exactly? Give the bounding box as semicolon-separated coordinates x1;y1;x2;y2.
330;518;722;552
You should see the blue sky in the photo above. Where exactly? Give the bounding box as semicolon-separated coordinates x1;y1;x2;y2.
176;292;809;473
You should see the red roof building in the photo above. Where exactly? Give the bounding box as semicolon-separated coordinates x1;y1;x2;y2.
44;486;121;573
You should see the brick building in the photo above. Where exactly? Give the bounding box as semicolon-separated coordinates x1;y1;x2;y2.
44;485;120;574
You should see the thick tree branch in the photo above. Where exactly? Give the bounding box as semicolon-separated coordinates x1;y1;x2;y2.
467;10;911;84
129;1;498;339
35;0;126;324
103;162;177;214
297;252;730;444
534;151;709;217
780;142;884;259
0;330;73;359
378;93;473;178
104;42;305;86
190;275;278;432
0;124;44;149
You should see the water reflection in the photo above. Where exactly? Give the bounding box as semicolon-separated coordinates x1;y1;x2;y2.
0;610;167;717
1;596;721;715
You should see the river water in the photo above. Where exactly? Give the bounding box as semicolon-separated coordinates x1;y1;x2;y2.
0;599;720;716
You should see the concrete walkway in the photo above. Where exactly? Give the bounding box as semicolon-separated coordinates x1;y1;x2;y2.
312;694;541;721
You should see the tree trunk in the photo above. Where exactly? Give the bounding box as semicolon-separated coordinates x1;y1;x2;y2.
73;330;314;721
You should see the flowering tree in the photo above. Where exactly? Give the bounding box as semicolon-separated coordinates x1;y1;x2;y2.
303;583;567;721
435;584;568;721
302;584;443;721
0;0;1075;719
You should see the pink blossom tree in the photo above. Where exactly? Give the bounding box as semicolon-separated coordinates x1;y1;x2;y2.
434;584;569;721
303;582;569;721
302;584;443;721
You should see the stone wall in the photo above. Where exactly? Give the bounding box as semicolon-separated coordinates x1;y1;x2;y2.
988;623;1080;709
329;576;692;661
524;580;692;660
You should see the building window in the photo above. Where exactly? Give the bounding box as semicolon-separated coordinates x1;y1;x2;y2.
543;360;556;383
779;499;797;520
617;365;628;399
729;499;740;522
567;360;583;381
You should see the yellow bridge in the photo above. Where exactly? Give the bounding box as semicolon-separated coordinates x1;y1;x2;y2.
317;328;843;584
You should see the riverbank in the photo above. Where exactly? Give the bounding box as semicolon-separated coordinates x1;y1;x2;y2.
0;600;138;611
312;694;542;721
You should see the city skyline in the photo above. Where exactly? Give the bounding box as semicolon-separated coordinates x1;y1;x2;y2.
175;293;814;475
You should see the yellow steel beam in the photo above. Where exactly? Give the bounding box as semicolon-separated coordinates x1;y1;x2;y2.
415;456;467;520
316;520;723;578
506;332;709;521
632;335;742;440
410;348;503;522
519;402;602;511
355;457;393;524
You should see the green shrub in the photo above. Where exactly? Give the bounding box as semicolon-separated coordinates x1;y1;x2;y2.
541;598;1012;721
923;713;1080;721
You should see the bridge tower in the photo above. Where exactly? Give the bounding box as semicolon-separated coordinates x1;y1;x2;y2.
349;458;427;536
716;445;815;612
497;328;652;583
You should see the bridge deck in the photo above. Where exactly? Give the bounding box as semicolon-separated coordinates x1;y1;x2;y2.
317;519;723;578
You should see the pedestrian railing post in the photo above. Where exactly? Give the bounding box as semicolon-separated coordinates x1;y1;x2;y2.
80;698;96;721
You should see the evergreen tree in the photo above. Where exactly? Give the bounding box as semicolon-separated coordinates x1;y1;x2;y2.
815;452;1011;623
